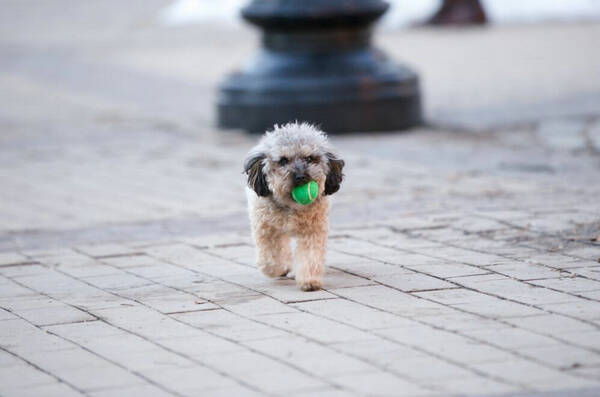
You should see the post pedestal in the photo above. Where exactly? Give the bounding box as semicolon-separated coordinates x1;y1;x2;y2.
217;0;422;134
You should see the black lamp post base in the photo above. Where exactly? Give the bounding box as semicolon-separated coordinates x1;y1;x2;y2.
217;0;422;134
218;95;421;134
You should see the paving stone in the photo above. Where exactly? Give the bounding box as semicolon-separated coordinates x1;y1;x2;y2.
87;383;173;397
0;252;30;266
524;253;584;269
0;308;17;321
404;262;491;279
332;285;450;318
452;298;545;318
0;350;23;367
52;365;144;392
331;371;435;396
0;363;58;389
438;376;523;395
415;246;510;267
569;266;600;281
332;338;426;361
124;262;199;282
414;288;495;305
1;381;84;397
387;355;476;383
58;264;122;279
292;298;420;330
92;305;202;340
242;367;332;394
255;311;372;344
504;314;598;336
476;360;578;386
158;334;243;357
1;319;78;353
0;279;38;299
141;365;241;394
322;268;378;289
23;347;123;372
76;244;142;258
201;350;289;376
143;294;219;314
463;327;559;350
330;260;414;279
172;309;288;342
569;365;600;381
530;276;600;293
106;348;195;372
372;272;456;292
16;304;96;326
564;246;600;261
220;294;297;317
82;272;153;291
188;385;265;397
528;374;600;392
99;254;164;269
14;271;98;299
520;343;600;369
44;320;125;341
0;264;49;278
578;290;600;300
288;387;351;397
458;278;580;306
559;330;600;351
487;262;566;281
435;341;517;365
540;300;600;320
417;312;505;332
38;253;97;269
0;295;59;312
292;350;377;377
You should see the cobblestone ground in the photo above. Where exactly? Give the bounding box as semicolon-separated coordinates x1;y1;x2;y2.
2;1;600;396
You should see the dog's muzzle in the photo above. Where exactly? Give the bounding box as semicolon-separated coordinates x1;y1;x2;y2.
293;172;309;187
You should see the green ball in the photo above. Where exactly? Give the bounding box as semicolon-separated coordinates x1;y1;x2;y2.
291;180;319;205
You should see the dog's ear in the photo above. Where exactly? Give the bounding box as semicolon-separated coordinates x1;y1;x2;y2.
324;152;345;195
244;153;271;197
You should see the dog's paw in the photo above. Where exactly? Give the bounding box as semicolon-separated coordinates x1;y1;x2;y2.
299;279;322;291
259;263;290;278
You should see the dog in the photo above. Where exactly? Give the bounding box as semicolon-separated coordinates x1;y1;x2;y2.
244;122;345;291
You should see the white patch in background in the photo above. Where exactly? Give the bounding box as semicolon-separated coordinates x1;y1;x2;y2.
159;0;246;26
160;0;600;27
381;0;440;28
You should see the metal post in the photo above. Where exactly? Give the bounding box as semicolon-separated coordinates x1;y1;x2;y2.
217;0;422;134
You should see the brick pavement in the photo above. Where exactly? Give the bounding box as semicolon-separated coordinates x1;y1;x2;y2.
1;1;600;396
2;221;600;396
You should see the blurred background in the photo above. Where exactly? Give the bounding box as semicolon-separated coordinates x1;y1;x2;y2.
162;0;600;27
1;0;599;250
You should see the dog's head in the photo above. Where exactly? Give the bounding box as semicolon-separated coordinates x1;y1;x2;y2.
244;123;345;206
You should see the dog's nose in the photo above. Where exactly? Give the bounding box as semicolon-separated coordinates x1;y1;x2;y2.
294;173;309;186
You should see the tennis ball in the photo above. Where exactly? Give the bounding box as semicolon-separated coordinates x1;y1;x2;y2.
292;180;319;205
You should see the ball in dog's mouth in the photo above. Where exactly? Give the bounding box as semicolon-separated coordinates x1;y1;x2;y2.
291;180;318;205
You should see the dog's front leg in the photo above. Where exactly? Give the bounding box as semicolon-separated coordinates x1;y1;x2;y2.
254;225;292;278
295;228;327;291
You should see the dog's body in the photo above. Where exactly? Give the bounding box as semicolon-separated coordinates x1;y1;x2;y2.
244;123;344;291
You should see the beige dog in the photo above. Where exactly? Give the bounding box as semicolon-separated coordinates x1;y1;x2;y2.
244;123;345;291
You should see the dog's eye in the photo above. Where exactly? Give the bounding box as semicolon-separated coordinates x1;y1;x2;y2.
278;157;289;166
306;156;319;163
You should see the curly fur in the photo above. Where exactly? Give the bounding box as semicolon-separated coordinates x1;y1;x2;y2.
244;122;345;291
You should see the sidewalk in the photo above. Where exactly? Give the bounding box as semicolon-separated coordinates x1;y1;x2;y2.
1;1;600;396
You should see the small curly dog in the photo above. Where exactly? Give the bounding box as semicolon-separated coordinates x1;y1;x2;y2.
244;122;345;291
